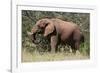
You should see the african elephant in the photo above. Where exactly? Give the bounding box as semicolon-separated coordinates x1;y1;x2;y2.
29;18;84;53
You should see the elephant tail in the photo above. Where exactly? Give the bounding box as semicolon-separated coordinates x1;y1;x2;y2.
80;34;84;43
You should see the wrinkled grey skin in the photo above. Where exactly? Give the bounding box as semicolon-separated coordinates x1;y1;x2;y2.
29;18;84;53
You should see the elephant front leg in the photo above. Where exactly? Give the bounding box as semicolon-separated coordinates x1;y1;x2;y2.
50;35;57;53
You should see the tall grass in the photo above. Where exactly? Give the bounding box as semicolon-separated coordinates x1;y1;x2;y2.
80;42;90;56
22;38;90;62
22;49;89;62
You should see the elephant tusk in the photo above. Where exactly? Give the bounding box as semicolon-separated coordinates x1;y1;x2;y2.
43;34;47;37
27;31;33;35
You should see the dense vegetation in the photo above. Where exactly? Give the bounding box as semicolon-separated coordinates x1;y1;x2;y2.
22;10;90;62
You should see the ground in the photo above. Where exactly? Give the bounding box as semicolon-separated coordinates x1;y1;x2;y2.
22;49;89;62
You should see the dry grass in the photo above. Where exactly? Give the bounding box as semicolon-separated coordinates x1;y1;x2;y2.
22;49;89;62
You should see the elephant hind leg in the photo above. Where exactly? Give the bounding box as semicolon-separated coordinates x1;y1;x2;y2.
71;46;76;54
72;30;81;53
75;41;80;50
71;41;80;54
73;41;81;55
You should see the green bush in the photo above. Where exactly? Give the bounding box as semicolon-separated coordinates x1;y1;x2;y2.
80;42;90;56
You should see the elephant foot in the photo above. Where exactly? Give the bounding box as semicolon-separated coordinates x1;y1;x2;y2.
69;48;72;53
75;50;81;56
51;51;55;54
72;49;80;55
60;47;64;53
51;49;56;54
72;49;76;54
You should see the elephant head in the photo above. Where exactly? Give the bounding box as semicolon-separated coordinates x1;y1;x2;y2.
36;18;55;37
29;18;55;44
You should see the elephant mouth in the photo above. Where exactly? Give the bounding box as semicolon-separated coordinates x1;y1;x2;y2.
31;29;44;44
28;28;46;44
32;33;41;44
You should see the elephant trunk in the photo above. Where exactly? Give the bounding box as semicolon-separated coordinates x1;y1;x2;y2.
31;33;41;44
28;25;41;44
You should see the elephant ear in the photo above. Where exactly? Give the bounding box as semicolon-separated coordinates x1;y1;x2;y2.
44;22;55;37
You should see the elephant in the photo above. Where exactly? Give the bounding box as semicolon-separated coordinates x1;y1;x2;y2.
29;18;84;53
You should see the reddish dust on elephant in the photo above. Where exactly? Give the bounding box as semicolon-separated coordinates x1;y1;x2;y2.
30;18;84;53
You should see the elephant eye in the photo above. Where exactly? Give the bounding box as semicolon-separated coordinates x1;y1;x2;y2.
45;23;48;27
37;25;41;28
